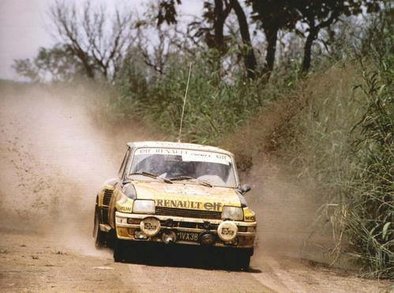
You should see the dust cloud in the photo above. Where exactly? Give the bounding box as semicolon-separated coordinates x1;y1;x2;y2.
244;161;330;267
0;81;327;265
0;82;158;256
227;95;333;267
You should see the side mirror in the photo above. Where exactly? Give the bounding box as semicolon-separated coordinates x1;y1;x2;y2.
239;184;251;195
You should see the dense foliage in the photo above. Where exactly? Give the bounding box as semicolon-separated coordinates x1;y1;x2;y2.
344;17;393;277
272;13;393;278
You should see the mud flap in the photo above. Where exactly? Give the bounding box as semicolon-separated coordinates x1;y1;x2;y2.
93;208;107;249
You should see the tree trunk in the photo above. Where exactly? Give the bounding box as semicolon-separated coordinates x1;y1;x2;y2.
230;0;257;79
72;47;95;79
214;0;226;53
302;26;319;73
263;27;278;80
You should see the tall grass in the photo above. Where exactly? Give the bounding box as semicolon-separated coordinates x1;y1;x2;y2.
273;14;393;278
110;53;295;145
341;18;393;277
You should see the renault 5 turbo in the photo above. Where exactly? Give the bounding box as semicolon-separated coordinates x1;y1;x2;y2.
93;141;256;269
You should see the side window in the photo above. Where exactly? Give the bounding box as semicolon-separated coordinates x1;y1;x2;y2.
118;147;131;179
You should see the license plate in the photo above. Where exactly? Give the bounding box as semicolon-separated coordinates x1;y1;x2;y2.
176;231;199;242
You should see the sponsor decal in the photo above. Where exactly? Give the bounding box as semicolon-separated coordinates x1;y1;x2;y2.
135;148;231;165
155;199;222;211
221;227;235;236
142;222;158;231
244;215;256;221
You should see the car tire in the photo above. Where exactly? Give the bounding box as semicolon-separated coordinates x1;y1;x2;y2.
113;239;127;262
236;250;251;271
93;208;106;249
223;249;251;271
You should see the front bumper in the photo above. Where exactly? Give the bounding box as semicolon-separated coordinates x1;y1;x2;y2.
115;211;256;249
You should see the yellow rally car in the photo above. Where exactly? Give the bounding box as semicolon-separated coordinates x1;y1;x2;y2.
93;141;256;269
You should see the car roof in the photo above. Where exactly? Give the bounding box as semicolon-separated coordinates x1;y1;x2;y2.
127;141;234;157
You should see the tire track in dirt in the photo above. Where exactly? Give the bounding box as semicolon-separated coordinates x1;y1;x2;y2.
122;264;271;292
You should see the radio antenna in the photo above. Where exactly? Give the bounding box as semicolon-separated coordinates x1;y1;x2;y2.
177;63;192;142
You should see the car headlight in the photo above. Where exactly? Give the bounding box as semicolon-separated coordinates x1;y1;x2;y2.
133;200;155;214
122;184;136;199
221;206;243;221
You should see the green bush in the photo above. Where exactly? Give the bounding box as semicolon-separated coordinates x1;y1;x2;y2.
111;52;295;145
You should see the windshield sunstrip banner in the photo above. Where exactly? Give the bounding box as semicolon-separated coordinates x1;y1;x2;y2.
135;148;231;165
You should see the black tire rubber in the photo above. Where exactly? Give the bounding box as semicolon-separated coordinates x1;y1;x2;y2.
93;208;106;249
223;249;251;271
113;239;127;262
237;251;251;271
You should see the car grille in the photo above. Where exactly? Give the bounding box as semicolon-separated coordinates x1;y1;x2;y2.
159;220;219;230
155;207;221;220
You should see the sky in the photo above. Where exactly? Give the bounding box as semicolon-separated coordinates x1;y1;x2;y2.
0;0;202;80
0;0;53;80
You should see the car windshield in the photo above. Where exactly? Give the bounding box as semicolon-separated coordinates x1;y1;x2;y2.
128;147;237;188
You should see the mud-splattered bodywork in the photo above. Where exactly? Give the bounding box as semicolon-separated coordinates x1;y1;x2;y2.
94;141;256;263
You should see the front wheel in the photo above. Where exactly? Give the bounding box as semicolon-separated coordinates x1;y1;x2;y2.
223;249;251;271
236;251;251;271
93;208;106;248
113;239;128;262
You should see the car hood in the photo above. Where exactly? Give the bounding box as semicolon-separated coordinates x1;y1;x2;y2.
132;181;241;212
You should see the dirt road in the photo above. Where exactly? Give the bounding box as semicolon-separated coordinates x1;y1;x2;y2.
0;83;391;292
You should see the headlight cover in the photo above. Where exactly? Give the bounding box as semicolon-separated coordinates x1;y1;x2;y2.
218;221;238;241
133;200;155;214
221;206;244;221
122;184;136;199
